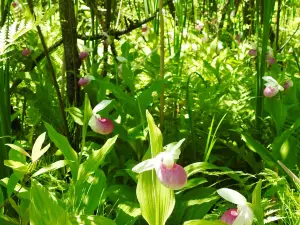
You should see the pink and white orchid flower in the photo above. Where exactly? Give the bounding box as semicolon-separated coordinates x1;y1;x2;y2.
88;100;114;135
217;188;254;225
262;76;283;98
78;75;95;87
132;139;187;190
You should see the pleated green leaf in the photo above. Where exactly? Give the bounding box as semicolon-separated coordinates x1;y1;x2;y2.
77;135;118;182
183;220;227;225
135;111;175;225
29;180;72;225
44;122;79;181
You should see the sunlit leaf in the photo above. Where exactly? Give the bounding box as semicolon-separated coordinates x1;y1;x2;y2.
135;111;175;225
31;160;68;177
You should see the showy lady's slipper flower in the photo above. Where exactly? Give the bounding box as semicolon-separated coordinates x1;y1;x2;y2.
263;76;283;98
284;80;293;90
88;100;114;135
132;139;187;190
78;75;95;87
79;51;89;61
217;188;254;225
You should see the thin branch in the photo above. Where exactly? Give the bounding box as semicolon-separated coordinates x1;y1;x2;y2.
27;0;69;137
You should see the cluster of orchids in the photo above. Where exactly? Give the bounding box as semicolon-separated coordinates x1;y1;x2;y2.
263;76;293;98
132;139;187;190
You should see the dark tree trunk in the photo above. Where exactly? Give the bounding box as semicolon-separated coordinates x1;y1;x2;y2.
58;0;81;105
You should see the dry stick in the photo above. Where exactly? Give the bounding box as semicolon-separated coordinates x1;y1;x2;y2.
159;0;165;130
27;0;69;137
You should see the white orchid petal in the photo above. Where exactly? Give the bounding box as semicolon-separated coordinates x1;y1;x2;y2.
262;76;279;86
277;84;284;91
217;188;247;205
132;158;157;173
88;114;98;129
164;138;185;160
233;205;253;225
92;100;112;114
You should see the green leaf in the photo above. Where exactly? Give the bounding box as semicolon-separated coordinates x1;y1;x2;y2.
135;111;175;225
31;132;50;162
241;134;279;167
31;160;68;177
0;214;19;225
29;180;72;225
4;160;28;173
44;122;79;181
252;180;264;225
115;201;141;225
5;144;31;158
7;172;21;197
183;220;227;225
80;94;93;153
75;169;107;214
65;107;83;125
271;118;300;168
0;178;29;199
69;215;116;225
77;135;118;182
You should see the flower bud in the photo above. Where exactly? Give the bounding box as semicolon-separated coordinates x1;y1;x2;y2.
142;24;148;36
284;80;293;90
22;48;31;57
221;208;238;225
156;163;187;190
266;56;275;65
89;117;114;135
248;49;257;56
264;86;277;98
79;51;88;61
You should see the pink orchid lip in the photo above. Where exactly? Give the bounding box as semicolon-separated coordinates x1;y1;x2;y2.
264;86;277;98
248;49;257;56
221;208;239;225
22;48;31;57
156;163;187;190
93;117;114;135
78;77;90;87
79;51;89;61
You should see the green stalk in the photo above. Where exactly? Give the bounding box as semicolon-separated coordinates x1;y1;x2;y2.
159;0;164;130
0;60;10;180
255;0;275;130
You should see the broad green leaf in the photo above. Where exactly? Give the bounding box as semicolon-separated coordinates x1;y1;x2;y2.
106;185;137;203
241;134;279;167
7;172;21;197
0;186;3;205
0;214;19;225
65;107;83;125
184;162;219;177
0;178;29;199
32;160;68;177
32;132;49;162
5;144;31;158
69;215;116;225
4;160;28;173
29;180;72;225
75;169;107;214
135;111;175;225
177;178;208;193
77;135;118;182
183;220;227;225
271;119;300;168
115;201;141;225
44;122;79;181
252;180;264;225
